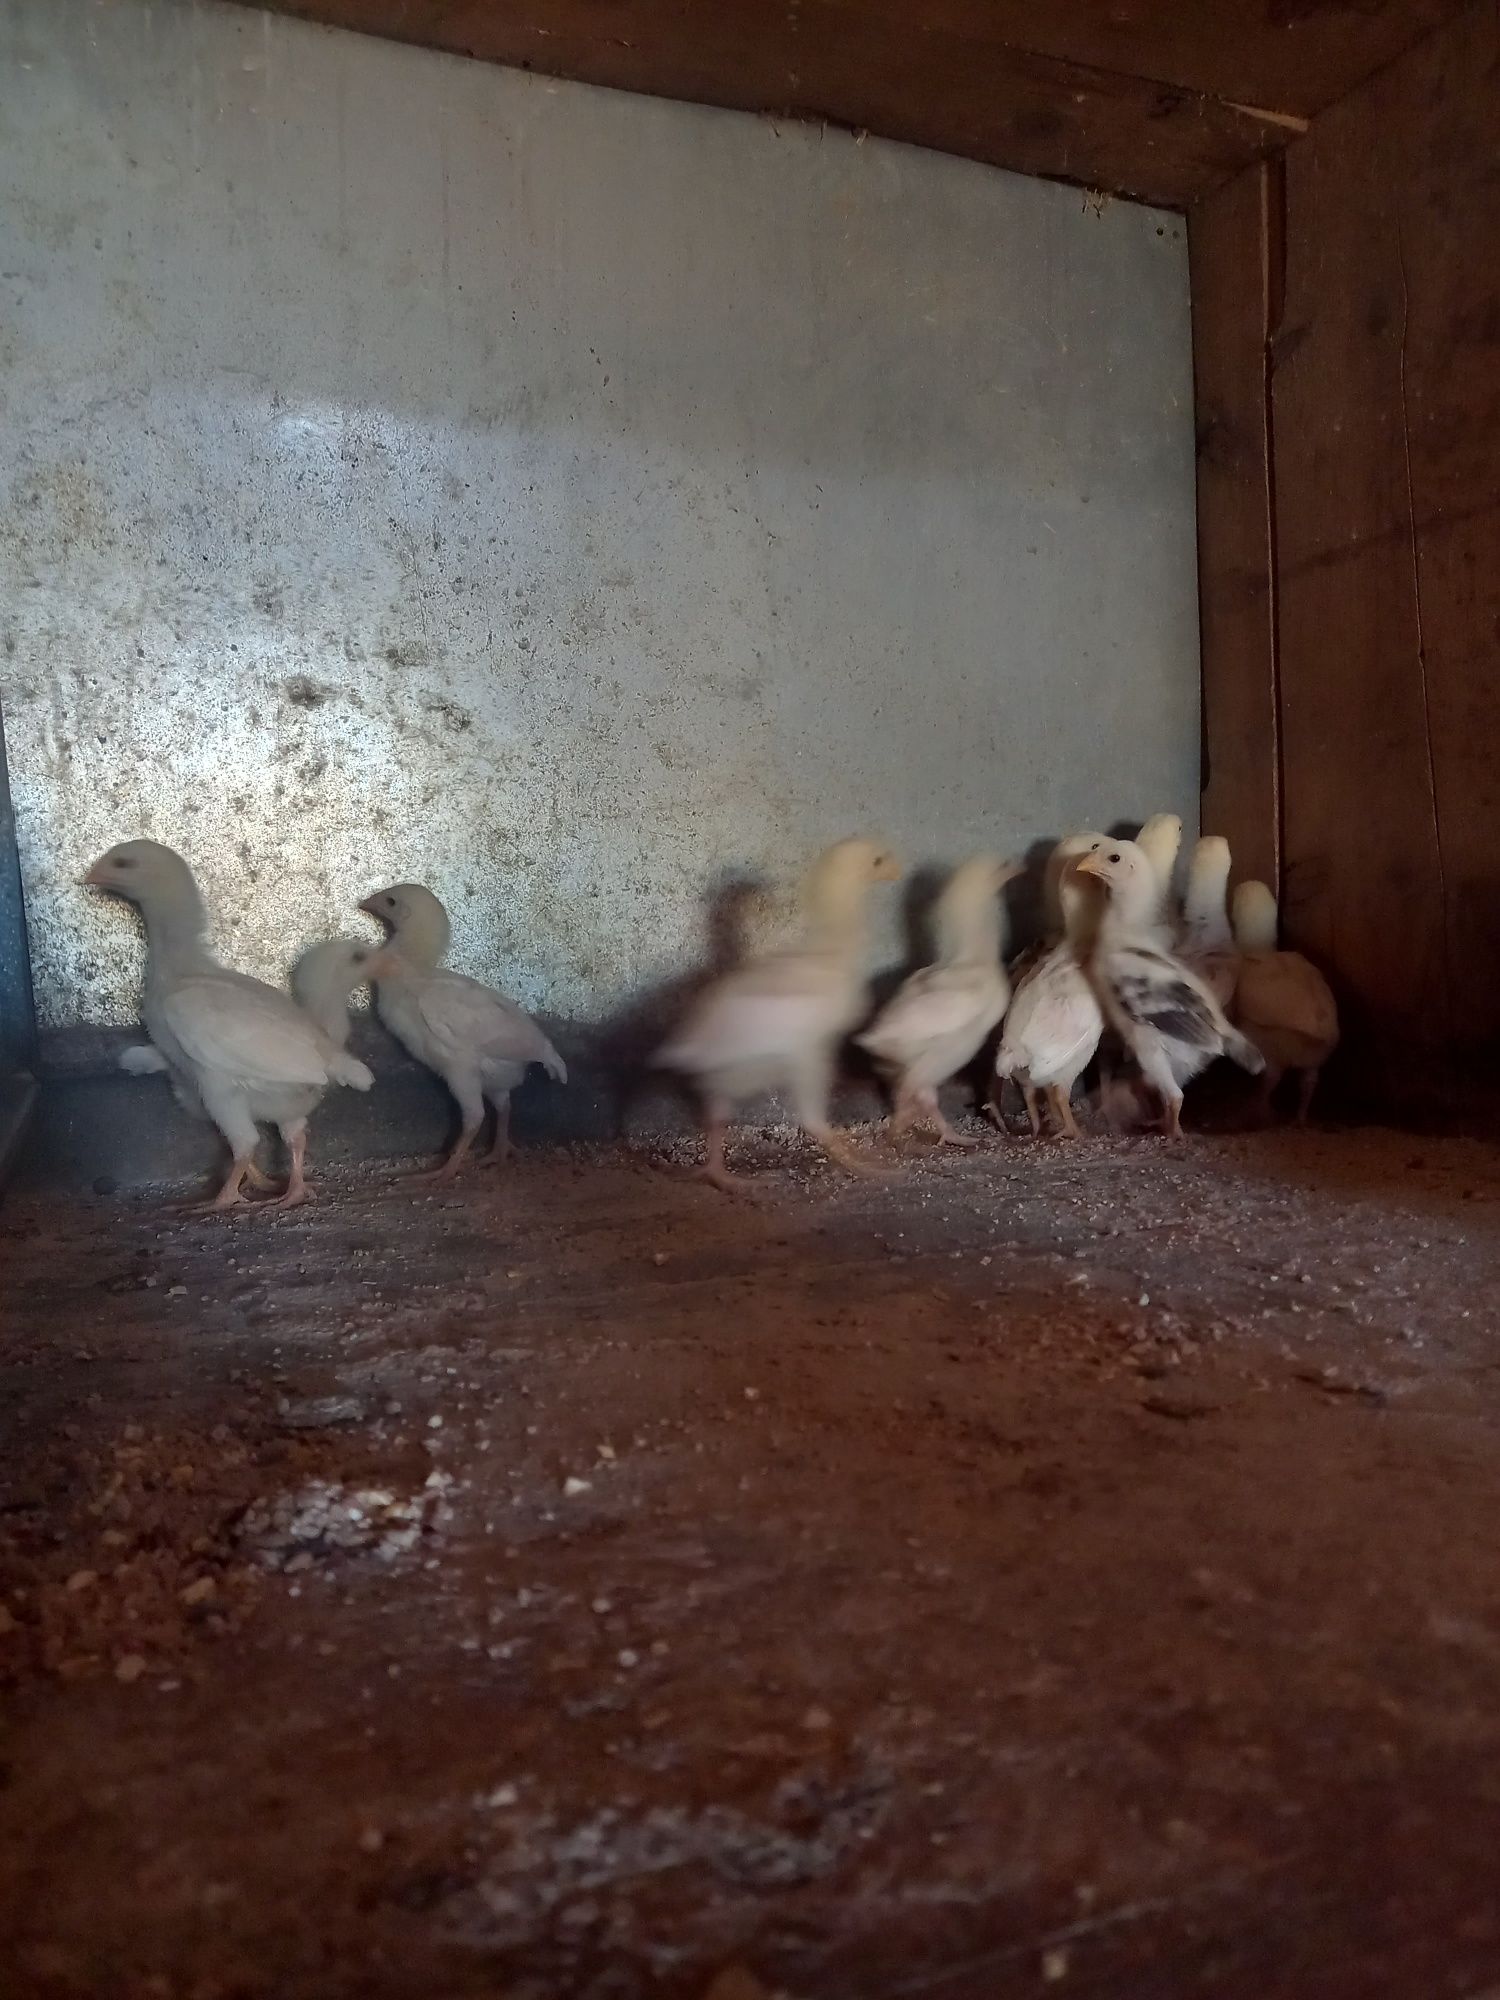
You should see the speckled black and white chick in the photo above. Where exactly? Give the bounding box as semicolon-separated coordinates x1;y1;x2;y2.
857;855;1019;1146
1074;839;1264;1138
85;840;374;1211
360;884;566;1182
655;838;902;1190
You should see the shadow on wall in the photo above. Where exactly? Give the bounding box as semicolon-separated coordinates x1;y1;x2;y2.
595;875;772;1136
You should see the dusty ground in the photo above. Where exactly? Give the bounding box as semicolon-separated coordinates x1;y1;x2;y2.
4;1121;1500;1999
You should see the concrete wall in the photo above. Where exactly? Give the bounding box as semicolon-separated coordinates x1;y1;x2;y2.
0;0;1199;1049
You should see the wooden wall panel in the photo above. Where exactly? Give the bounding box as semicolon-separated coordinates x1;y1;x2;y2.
255;0;1474;133
1266;0;1500;1106
1273;46;1452;1088
1396;2;1500;1071
1188;162;1279;890
255;0;1297;207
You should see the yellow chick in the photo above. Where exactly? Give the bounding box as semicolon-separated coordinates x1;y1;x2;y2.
1136;812;1184;938
1231;881;1340;1124
655;838;902;1190
857;855;1021;1147
1178;835;1239;1010
1074;840;1264;1138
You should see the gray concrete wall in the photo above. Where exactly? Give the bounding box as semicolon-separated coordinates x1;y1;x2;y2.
0;0;1199;1052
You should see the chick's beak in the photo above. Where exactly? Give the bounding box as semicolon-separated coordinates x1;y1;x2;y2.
357;896;384;920
1073;853;1108;882
81;861;108;889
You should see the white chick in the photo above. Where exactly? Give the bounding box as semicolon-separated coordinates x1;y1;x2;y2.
1177;835;1239;1010
84;840;373;1210
1231;881;1340;1124
856;855;1020;1146
359;883;566;1181
654;837;902;1190
992;845;1104;1139
1073;839;1264;1138
1001;829;1108;996
1136;812;1184;938
291;937;375;1049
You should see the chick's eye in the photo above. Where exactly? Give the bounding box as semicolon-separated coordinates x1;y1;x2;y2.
1109;852;1121;864
117;857;135;870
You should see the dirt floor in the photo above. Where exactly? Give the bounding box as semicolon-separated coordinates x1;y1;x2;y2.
4;1120;1500;1999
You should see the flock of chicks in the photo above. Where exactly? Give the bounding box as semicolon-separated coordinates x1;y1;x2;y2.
660;812;1337;1190
81;815;1337;1212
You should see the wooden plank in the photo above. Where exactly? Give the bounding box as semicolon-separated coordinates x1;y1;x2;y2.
1188;161;1278;891
1413;507;1500;1066
1274;63;1451;1078
828;0;1475;119
254;0;1293;207
253;0;1474;133
1390;2;1500;1064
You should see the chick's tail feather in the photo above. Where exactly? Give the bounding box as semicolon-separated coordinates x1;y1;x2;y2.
1223;1027;1266;1077
540;1041;568;1085
329;1051;375;1092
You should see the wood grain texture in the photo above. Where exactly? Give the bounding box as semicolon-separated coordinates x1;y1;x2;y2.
1392;1;1500;1067
1273;44;1452;1079
1270;0;1500;1100
848;0;1476;116
1188;162;1278;891
250;0;1305;206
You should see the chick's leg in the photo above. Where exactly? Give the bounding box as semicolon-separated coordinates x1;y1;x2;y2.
1048;1084;1082;1139
265;1122;312;1209
792;1048;891;1179
698;1094;751;1194
1022;1083;1043;1139
244;1163;281;1194
186;1090;260;1213
1295;1067;1319;1127
1254;1062;1284;1127
410;1071;484;1182
480;1093;516;1167
886;1082;919;1147
984;1075;1012;1134
1133;1042;1186;1140
923;1088;978;1148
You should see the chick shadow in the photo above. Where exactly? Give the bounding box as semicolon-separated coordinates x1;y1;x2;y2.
594;876;772;1139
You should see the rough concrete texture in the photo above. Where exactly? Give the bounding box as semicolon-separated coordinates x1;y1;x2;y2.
0;0;1198;1038
5;1124;1500;1998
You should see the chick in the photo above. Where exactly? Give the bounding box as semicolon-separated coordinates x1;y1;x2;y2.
84;840;373;1210
1231;881;1339;1124
1073;839;1264;1138
991;837;1105;1138
291;937;375;1048
856;855;1020;1146
359;884;566;1181
1000;829;1108;1000
1136;812;1184;937
655;838;902;1190
1177;835;1239;1009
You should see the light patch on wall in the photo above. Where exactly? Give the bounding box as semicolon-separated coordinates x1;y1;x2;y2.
0;0;1200;1035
